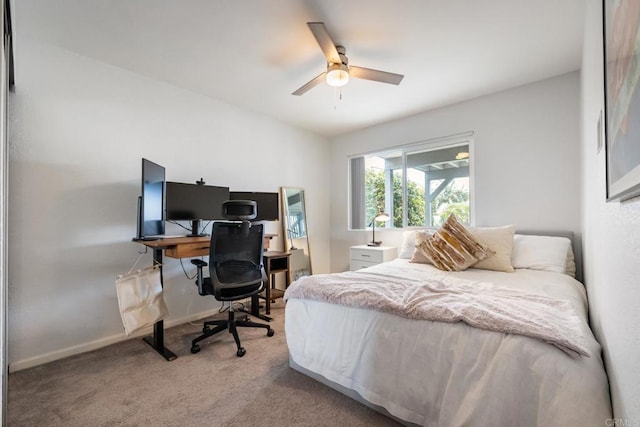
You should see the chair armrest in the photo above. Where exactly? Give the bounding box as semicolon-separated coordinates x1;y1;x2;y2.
191;259;208;296
191;259;208;268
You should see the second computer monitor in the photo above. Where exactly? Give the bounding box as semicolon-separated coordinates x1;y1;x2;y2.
229;191;279;221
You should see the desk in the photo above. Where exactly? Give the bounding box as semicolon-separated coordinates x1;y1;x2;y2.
136;235;276;361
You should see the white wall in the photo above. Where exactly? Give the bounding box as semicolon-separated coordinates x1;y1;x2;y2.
329;73;581;273
7;37;330;370
581;0;640;421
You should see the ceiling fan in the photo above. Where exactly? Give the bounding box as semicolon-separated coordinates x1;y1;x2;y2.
292;22;404;96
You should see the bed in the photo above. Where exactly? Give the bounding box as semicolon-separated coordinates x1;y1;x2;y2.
284;222;611;426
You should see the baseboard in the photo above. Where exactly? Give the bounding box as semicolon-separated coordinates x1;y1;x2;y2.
8;308;221;373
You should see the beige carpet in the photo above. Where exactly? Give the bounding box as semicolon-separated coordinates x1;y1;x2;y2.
7;301;400;426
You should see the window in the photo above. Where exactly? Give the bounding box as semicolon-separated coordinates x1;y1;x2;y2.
349;133;473;230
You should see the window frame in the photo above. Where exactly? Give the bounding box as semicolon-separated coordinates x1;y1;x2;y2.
348;132;475;230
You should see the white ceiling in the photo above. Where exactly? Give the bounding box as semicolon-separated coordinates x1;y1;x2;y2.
13;0;585;138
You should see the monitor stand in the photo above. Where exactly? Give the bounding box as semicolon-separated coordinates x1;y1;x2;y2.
187;219;207;237
134;236;161;242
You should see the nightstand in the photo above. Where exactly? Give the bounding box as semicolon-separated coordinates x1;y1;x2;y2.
259;251;291;316
350;245;397;271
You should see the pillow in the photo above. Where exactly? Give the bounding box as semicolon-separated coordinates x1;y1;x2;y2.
409;230;434;264
565;246;576;278
416;214;494;271
398;230;420;259
511;234;571;274
469;225;516;272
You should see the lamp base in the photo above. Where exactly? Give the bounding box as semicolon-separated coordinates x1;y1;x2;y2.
367;241;382;247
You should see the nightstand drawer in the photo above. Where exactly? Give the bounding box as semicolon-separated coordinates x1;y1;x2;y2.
351;247;385;263
349;245;397;271
350;259;378;271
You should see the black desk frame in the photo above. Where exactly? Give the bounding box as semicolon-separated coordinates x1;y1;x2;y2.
142;247;177;361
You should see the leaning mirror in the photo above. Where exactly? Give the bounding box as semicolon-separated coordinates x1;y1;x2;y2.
281;187;312;280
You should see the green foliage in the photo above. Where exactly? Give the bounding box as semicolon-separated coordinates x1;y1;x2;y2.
365;169;469;228
405;179;426;227
364;169;386;225
436;202;469;225
431;183;470;226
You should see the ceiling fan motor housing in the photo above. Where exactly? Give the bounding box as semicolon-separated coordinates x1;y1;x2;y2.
335;46;349;66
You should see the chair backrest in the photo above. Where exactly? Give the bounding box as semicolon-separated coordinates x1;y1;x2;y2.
209;221;266;291
222;199;257;221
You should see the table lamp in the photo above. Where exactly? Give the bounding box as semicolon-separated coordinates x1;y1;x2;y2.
368;211;390;246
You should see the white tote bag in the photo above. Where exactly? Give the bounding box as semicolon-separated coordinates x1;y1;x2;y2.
115;265;168;336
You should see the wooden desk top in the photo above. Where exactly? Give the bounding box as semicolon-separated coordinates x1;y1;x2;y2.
138;236;210;249
136;236;210;258
138;233;277;247
136;235;281;259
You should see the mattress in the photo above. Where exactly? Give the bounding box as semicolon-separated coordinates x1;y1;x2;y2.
285;259;611;426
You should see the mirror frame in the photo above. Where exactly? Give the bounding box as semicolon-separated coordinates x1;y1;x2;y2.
280;186;312;278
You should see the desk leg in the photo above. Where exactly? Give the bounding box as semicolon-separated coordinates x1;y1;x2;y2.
245;293;271;322
142;248;177;361
238;290;271;322
265;273;272;315
143;321;176;361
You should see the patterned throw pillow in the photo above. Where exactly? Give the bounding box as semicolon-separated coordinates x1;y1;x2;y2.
417;214;495;271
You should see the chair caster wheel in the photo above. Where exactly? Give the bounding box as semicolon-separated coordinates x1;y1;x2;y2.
267;329;275;337
191;345;200;354
237;347;246;357
203;325;211;333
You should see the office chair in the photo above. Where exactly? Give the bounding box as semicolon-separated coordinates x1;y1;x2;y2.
190;200;274;357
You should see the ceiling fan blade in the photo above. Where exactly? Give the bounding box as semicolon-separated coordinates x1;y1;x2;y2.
292;72;327;96
349;66;404;85
307;22;341;64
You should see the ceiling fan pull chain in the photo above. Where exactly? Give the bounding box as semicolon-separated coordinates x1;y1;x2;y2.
333;87;344;110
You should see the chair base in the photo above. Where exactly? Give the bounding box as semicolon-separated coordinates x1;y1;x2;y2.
190;310;274;357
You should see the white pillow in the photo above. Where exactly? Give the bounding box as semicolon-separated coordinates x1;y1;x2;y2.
511;234;571;274
398;230;420;259
398;229;436;259
469;225;516;273
565;246;576;278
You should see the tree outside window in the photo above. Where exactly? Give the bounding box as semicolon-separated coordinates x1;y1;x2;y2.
365;169;468;228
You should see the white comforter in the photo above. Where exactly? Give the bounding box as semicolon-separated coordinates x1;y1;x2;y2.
285;259;611;426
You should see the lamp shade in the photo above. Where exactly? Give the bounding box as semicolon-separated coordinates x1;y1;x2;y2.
374;212;390;222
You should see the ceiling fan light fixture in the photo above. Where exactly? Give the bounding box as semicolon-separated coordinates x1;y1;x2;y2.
326;63;349;87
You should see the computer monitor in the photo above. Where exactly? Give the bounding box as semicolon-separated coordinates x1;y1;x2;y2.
137;158;165;240
166;181;230;236
229;191;279;221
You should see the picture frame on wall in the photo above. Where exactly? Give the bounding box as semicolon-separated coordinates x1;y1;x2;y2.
603;0;640;202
